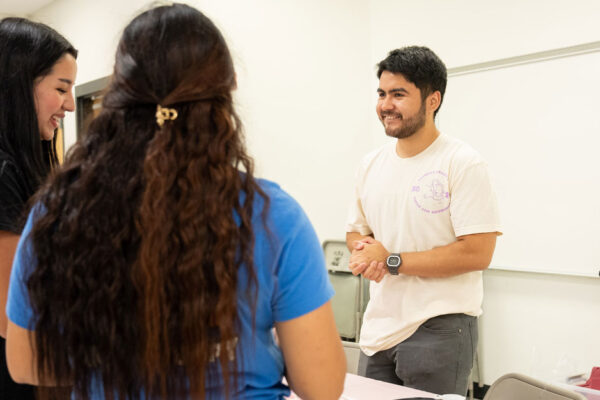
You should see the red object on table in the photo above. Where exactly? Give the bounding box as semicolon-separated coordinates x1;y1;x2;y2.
579;367;600;390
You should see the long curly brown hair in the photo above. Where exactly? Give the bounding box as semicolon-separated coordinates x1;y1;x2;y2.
26;4;265;399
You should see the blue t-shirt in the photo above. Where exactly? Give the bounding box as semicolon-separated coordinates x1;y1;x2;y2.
6;179;334;399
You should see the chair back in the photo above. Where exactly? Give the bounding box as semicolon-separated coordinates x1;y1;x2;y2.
483;373;586;400
323;240;369;340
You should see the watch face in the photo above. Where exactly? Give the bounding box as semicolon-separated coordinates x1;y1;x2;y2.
387;255;401;267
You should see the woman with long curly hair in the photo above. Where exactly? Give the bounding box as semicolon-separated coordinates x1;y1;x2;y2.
5;4;344;400
0;17;77;400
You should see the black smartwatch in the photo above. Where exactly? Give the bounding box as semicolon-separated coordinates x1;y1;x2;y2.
386;253;402;275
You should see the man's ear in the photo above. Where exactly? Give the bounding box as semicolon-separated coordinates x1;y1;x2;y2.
428;91;441;114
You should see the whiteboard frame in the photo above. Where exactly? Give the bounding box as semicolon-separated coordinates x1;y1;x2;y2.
447;41;600;77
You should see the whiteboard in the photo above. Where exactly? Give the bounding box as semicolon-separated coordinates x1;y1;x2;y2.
437;44;600;278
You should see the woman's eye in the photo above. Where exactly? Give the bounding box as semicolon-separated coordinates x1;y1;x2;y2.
57;88;67;94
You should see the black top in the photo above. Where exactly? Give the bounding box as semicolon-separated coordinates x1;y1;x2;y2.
0;149;35;399
0;150;30;234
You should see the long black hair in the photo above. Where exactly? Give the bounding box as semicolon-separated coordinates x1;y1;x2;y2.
0;17;78;199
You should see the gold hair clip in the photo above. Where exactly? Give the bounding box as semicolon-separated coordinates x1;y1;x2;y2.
156;105;178;127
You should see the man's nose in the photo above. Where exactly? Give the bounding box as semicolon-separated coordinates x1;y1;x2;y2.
380;96;394;110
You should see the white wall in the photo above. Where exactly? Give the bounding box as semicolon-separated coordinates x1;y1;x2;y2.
368;0;600;65
481;269;600;384
1;13;26;18
366;0;600;148
32;0;372;244
31;0;600;387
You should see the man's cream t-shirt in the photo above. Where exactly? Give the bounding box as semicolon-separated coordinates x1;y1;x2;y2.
346;134;501;356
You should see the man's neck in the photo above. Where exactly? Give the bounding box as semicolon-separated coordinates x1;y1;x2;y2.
395;121;440;158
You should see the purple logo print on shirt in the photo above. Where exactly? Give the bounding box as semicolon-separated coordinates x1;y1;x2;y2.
412;170;450;214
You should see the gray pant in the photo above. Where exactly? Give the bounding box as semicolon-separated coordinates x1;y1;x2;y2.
358;313;478;396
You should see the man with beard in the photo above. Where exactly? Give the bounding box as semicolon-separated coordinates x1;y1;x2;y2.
345;46;502;396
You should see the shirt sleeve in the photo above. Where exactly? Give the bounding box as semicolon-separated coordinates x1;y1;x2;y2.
450;161;502;237
6;209;37;330
271;202;334;322
345;161;373;236
0;160;29;233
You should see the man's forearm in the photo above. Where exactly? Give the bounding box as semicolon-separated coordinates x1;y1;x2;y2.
398;233;496;277
349;232;497;278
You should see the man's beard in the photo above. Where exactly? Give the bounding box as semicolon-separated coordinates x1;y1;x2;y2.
382;101;426;139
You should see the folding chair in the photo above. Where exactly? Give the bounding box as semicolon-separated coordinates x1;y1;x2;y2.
322;240;369;341
483;373;586;400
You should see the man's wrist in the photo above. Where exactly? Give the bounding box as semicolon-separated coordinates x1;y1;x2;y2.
385;253;402;275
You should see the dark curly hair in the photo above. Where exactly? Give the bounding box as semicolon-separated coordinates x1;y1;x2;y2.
27;4;265;399
377;46;447;116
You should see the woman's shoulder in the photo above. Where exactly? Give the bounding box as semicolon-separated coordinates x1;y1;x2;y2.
256;178;290;203
254;178;311;233
0;150;26;182
0;149;16;172
256;178;302;215
0;150;25;187
0;150;30;232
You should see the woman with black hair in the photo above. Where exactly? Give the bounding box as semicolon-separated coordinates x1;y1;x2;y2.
0;17;77;400
5;4;344;400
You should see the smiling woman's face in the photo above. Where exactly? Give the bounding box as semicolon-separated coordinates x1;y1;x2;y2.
33;53;77;141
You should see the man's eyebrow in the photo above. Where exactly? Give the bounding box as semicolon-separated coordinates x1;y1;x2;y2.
59;78;73;84
377;88;409;94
